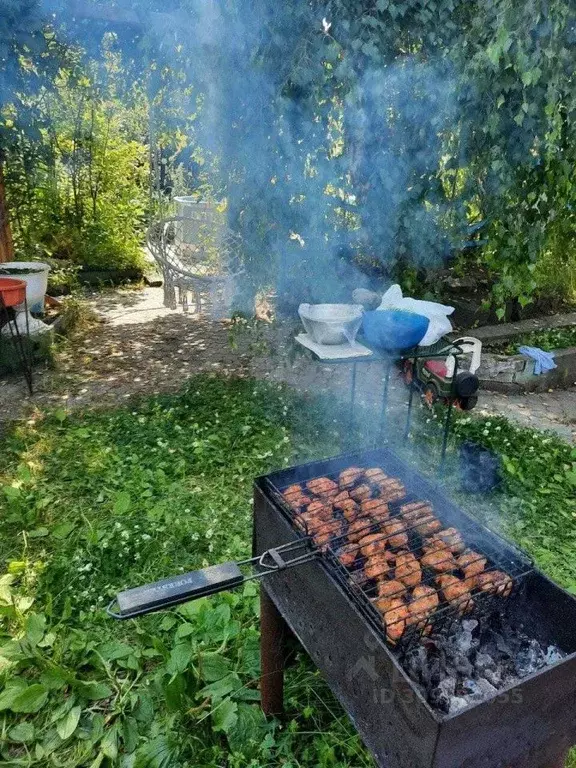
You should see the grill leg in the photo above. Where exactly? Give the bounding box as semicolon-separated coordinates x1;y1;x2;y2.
260;587;287;717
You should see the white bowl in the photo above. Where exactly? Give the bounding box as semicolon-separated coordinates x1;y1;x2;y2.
298;303;363;345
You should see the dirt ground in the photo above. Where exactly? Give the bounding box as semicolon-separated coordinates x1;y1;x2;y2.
0;287;574;442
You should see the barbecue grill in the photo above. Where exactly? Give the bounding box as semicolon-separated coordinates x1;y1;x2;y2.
112;448;576;768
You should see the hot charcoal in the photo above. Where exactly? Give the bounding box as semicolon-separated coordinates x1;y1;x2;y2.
404;614;566;714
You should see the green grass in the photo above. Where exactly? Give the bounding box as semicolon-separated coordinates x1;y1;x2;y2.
0;375;575;766
486;324;576;355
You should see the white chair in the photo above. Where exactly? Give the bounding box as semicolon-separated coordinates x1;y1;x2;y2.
147;215;243;319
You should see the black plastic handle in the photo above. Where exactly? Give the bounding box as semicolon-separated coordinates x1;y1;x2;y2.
110;561;244;619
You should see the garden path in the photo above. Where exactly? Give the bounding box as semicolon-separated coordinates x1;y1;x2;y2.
0;286;574;442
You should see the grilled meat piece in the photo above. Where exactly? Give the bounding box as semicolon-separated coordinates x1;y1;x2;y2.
382;519;408;549
365;467;389;485
421;544;456;573
283;483;303;500
457;550;487;579
437;574;474;614
400;501;431;522
429;527;465;553
304;499;333;519
348;518;374;543
336;543;359;568
395;551;422;588
361;498;390;521
333;490;350;507
408;585;439;627
350;483;372;502
306;477;339;498
364;554;390;581
377;479;406;503
400;502;441;537
377;578;407;602
359;533;388;559
287;494;312;514
416;517;442;537
377;598;409;644
338;498;359;522
476;570;513;597
308;518;342;537
339;467;364;490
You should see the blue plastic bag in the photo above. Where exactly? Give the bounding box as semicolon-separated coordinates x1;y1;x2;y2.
362;309;430;352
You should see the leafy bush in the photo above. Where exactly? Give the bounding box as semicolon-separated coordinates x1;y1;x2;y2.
486;325;576;355
3;34;149;274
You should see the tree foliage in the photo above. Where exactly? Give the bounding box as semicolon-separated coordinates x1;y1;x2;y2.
2;0;576;305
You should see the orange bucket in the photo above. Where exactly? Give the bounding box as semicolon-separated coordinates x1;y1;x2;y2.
0;277;27;308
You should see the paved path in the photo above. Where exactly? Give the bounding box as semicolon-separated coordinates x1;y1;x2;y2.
0;287;574;442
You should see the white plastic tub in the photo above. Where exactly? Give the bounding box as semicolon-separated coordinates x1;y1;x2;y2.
0;262;50;313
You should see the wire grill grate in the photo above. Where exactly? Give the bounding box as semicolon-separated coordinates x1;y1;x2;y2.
265;463;533;649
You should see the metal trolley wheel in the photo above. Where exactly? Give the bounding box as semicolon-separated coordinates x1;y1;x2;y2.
422;382;439;408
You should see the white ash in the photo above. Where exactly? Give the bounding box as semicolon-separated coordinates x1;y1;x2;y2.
402;614;566;715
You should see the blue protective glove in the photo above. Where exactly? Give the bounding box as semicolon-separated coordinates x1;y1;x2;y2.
518;346;557;375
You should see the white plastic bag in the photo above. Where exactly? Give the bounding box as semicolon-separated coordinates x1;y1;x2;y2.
377;284;454;346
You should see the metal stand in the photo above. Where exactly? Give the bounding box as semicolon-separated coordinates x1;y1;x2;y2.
260;586;287;717
296;337;468;474
0;294;33;395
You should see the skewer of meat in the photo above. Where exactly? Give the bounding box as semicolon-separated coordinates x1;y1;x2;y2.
377;479;406;503
400;502;441;537
377;579;407;602
335;543;360;568
337;498;359;522
364;553;391;581
365;468;389;486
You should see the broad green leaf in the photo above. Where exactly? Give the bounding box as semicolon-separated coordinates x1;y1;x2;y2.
101;723;119;759
166;643;192;676
28;527;49;538
9;721;35;743
51;522;75;539
57;705;82;740
97;640;132;661
212;698;238;733
0;681;28;711
123;716;140;753
134;735;178;768
75;681;113;700
113;491;131;515
200;672;242;702
199;652;232;682
226;703;267;752
25;613;46;646
10;684;49;713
